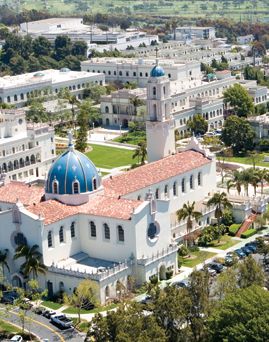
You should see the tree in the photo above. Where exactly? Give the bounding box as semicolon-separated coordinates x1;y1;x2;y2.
207;286;269;342
207;192;232;242
221;116;255;155
71;40;87;57
83;84;107;103
0;249;9;281
257;168;268;195
237;255;265;288
75;106;89;152
58;88;79;132
32;36;52;56
187;114;208;136
130;96;145;115
26;101;48;123
132;140;147;164
214;267;237;300
224;83;254;117
177;202;202;242
65;279;99;323
14;244;47;280
54;35;72;60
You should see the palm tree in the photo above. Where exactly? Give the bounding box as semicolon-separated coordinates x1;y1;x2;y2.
170;18;178;40
249;168;260;196
177;201;202;244
258;168;268;195
226;170;243;196
130;96;145;116
207;192;232;242
14;244;47;280
132;140;147;165
58;89;80;133
0;249;9;280
241;169;253;197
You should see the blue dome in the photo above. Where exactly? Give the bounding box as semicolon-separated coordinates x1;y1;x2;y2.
150;65;165;77
46;147;101;195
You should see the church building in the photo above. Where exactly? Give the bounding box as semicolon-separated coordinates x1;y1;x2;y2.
0;64;216;304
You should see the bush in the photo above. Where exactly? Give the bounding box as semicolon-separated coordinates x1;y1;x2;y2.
229;224;241;236
150;275;158;285
166;270;173;280
189;245;200;252
222;209;234;226
178;245;189;257
258;139;269;152
241;229;257;238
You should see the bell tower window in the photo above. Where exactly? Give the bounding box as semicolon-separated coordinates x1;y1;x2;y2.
92;177;97;190
153;87;156;96
53;180;59;194
73;180;80;194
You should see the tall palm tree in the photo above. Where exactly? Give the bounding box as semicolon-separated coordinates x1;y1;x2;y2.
241;169;253;197
132;141;147;165
177;201;202;243
258;168;268;195
58;89;80;133
228;170;243;196
130;96;145;116
207;192;232;242
0;249;9;280
14;244;47;280
249;168;260;196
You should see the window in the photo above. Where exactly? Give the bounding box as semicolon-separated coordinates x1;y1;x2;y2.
164;184;169;197
73;180;80;194
59;226;64;243
104;223;110;240
20;93;24;100
48;231;53;248
198;172;202;186
53;180;58;194
181;179;185;193
173;181;177;196
118;225;124;242
133;72;136;76
153;87;156;96
163;86;166;95
90;221;96;237
71;222;75;238
119;71;122;76
105;106;109;113
190;175;194;189
155;188;159;199
92;177;97;190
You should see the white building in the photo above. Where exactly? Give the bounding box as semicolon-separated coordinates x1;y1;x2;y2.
236;35;254;45
174;26;216;41
0;109;55;182
0;68;105;108
0;64;217;304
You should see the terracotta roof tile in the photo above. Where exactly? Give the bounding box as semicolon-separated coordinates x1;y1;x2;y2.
103;150;211;196
0;182;44;206
27;195;142;224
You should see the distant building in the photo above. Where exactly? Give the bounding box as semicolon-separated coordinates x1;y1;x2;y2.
0;109;55;182
236;35;254;45
248;114;269;140
0;68;105;108
174;26;216;41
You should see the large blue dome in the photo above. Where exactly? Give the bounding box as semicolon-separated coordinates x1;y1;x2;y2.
46;146;101;195
150;65;165;77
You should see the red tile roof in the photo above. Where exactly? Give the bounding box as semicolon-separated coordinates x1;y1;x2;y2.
0;182;44;206
27;195;142;224
103;150;211;196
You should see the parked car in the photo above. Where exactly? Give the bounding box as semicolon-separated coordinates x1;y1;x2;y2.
241;246;253;255
204;266;217;277
172;279;191;289
33;306;45;315
43;310;56;318
234;249;246;259
140;295;153;306
245;242;257;253
10;335;23;342
51;314;73;329
207;262;225;273
1;290;19;304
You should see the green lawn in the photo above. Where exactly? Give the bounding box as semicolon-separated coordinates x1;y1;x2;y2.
0;320;20;334
85;144;135;169
222;153;269;168
41;300;63;310
208;235;240;250
63;303;117;315
180;250;216;268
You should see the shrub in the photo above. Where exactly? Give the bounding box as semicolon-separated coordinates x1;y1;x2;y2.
241;229;257;238
166;270;173;280
150;275;158;285
178;245;189;257
229;224;241;236
222;209;234;226
189;245;200;252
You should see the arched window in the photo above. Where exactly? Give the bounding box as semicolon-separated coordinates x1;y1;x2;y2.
73;180;80;194
70;222;75;238
118;225;124;242
164;184;169;197
181;179;185;193
190;175;194;189
59;226;64;243
14;94;17;101
104;223;110;240
92;178;97;190
173;181;177;196
153;87;156;96
198;172;202;186
48;231;53;248
53;180;58;194
155;188;159;199
90;221;96;237
163;86;166;95
105;106;109;113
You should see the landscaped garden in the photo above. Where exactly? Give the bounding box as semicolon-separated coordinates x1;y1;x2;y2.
178;247;216;268
207;234;240;250
0;320;37;341
222;153;269;168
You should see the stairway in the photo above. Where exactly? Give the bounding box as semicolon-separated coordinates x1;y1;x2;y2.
235;213;257;237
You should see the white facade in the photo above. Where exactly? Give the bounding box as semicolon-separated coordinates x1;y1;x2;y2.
174;26;216;40
0;109;55;182
0;69;105;108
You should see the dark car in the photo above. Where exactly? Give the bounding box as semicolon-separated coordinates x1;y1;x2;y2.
43;310;56;318
1;291;19;304
33;306;45;315
234;249;246;259
245;242;257;253
172;279;191;289
207;262;224;273
241;246;253;255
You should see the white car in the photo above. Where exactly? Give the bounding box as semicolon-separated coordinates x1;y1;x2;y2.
10;335;23;342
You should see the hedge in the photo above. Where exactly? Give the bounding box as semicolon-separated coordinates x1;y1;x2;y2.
241;229;257;239
229;224;241;236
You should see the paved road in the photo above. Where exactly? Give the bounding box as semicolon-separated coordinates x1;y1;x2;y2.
0;306;85;341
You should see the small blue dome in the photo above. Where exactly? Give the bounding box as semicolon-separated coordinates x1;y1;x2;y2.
150;65;165;77
46;146;101;195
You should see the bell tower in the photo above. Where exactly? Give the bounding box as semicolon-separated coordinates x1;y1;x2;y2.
146;51;175;162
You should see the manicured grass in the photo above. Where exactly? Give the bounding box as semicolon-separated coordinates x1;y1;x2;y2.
180;250;216;268
71;318;89;332
85;144;135;169
63;303;117;315
222;153;269;168
114;131;146;145
208;235;240;250
0;320;21;334
41;300;63;310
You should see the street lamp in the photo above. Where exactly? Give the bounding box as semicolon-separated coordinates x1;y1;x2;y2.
92;122;95;131
119;123;122;135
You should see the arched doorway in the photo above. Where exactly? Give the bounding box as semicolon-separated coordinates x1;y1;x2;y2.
12;275;23;288
106;118;110;126
159;265;166;280
122;119;128;128
105;285;110;299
